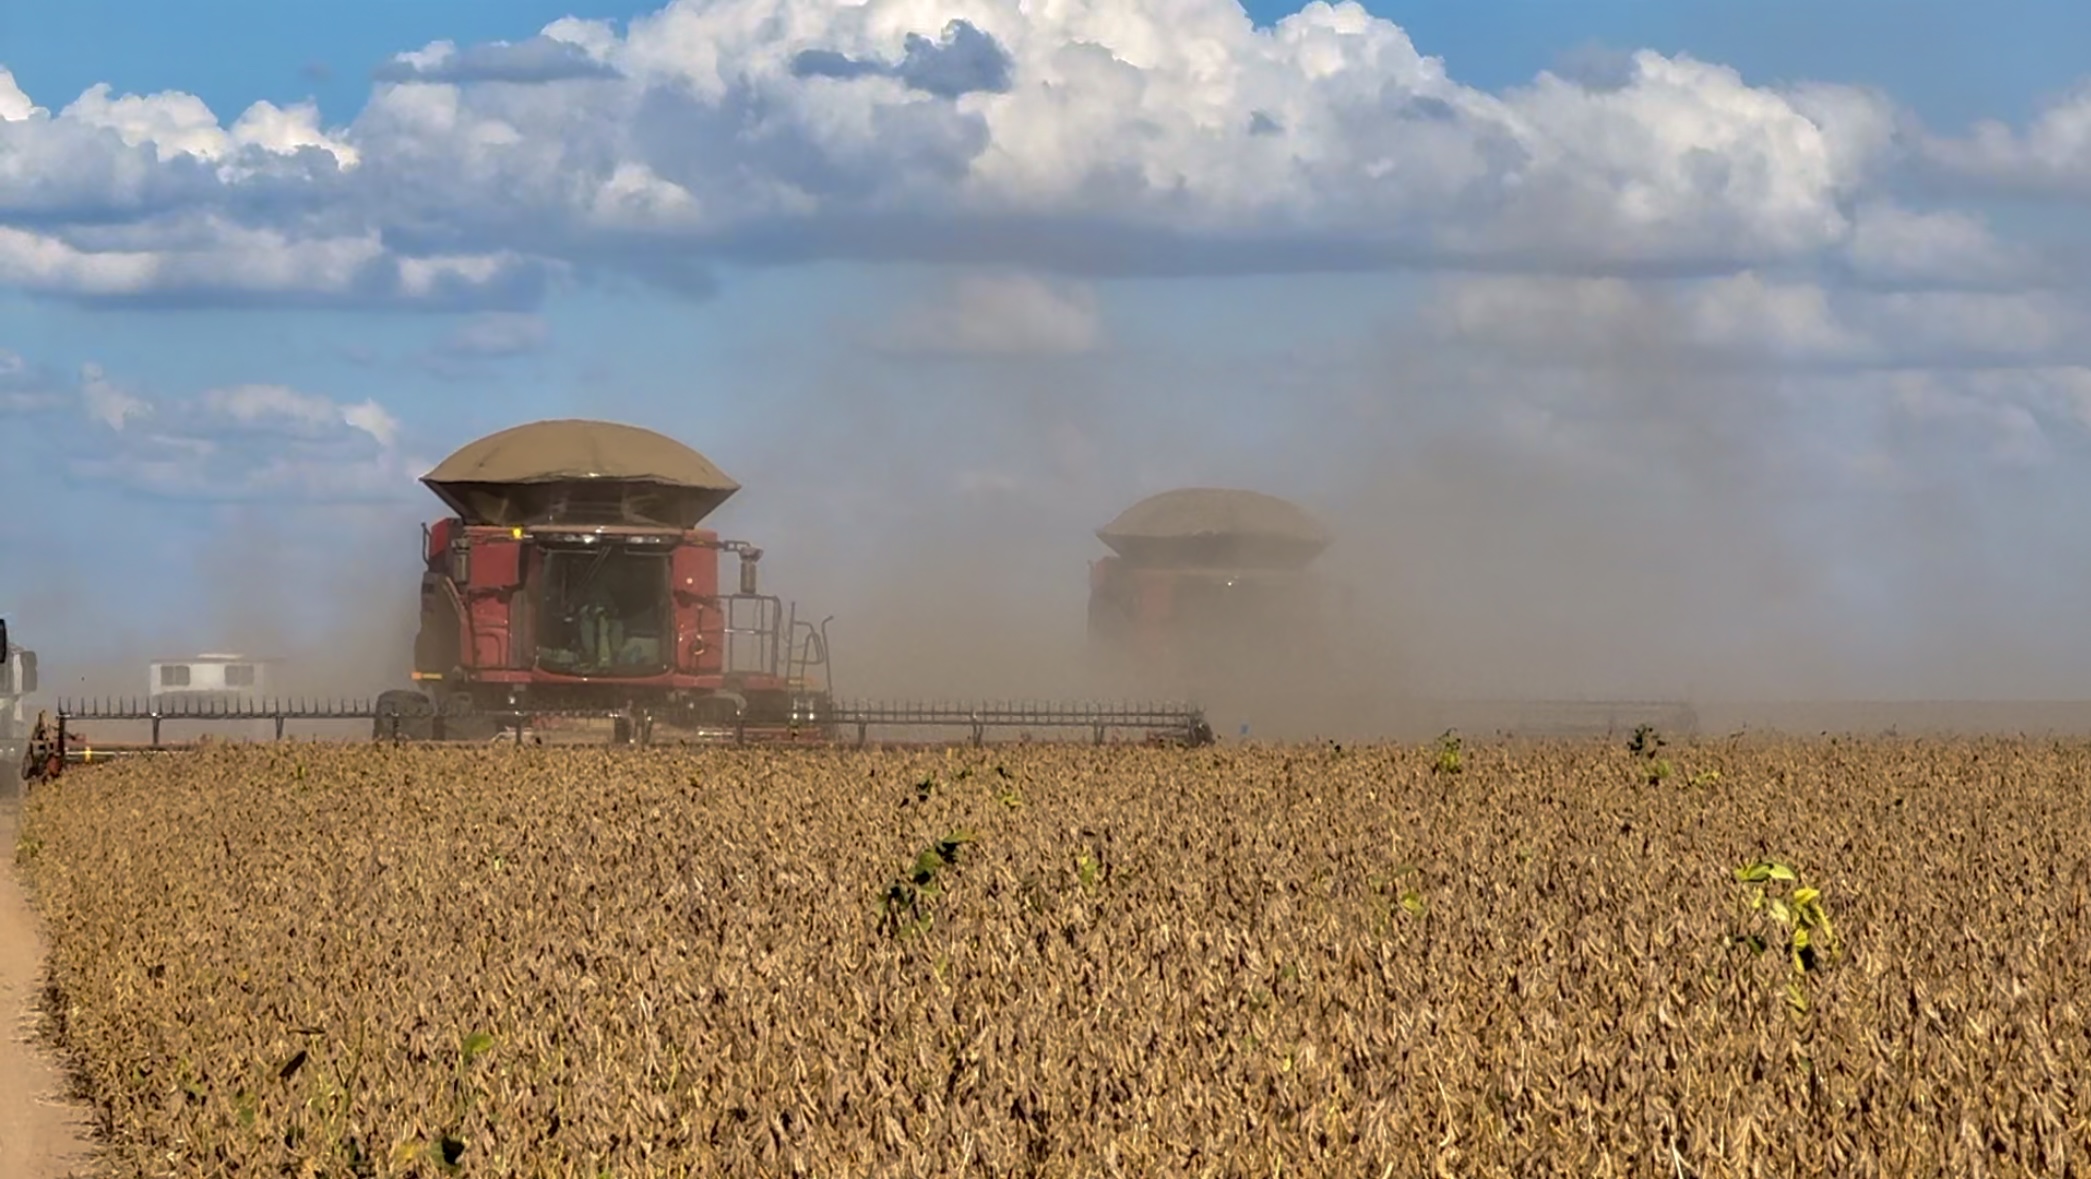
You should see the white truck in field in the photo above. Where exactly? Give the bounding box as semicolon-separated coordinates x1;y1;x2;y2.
1;618;40;773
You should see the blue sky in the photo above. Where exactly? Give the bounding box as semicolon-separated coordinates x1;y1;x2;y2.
7;0;2091;701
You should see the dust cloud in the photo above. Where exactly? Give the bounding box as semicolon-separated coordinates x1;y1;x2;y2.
693;269;2091;740
18;268;2091;745
5;504;423;744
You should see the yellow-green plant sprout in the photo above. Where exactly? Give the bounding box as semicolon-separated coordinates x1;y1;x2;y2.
1733;859;1840;1013
1431;731;1464;776
881;830;976;938
1367;861;1427;931
1075;849;1100;891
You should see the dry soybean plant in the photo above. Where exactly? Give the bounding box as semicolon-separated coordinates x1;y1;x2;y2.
17;735;2091;1176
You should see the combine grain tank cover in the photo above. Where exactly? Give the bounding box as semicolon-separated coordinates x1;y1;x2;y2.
1097;487;1332;570
422;418;741;528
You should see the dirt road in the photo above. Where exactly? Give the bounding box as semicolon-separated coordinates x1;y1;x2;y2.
0;784;97;1177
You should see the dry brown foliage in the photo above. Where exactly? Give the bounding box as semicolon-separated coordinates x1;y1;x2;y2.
15;736;2091;1177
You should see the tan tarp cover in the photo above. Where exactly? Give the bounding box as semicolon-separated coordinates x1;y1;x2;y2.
422;419;741;528
424;419;740;488
1097;487;1331;569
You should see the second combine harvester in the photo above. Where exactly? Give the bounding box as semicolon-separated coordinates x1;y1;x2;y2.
376;418;834;742
1086;487;1337;720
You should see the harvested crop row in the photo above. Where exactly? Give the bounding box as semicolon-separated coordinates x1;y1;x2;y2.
17;738;2091;1177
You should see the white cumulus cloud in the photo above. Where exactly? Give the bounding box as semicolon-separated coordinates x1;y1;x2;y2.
10;359;424;499
200;383;401;449
1842;203;2038;288
80;362;151;429
0;68;44;122
1920;82;2091;196
0;0;1941;306
1408;269;2091;487
55;83;359;171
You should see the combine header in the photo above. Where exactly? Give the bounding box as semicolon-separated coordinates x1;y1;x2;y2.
43;696;1211;757
36;419;1211;778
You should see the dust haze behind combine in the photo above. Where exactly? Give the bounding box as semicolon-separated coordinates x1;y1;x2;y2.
30;270;2091;742
688;269;2091;739
15;506;425;743
1307;279;2091;725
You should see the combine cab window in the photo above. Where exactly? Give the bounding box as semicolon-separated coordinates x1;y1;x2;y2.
536;548;672;676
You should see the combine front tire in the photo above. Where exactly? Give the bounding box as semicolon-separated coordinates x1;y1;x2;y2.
373;689;436;741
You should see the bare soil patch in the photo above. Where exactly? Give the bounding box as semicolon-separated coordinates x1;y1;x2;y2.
0;789;98;1178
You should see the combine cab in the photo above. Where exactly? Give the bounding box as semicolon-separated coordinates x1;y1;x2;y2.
379;419;834;742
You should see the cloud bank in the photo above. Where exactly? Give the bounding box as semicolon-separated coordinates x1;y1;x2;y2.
3;0;2087;307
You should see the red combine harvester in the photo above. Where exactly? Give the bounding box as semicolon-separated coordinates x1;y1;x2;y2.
1086;488;1335;704
374;419;834;742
